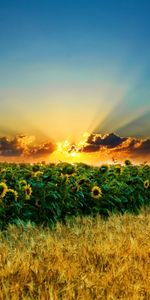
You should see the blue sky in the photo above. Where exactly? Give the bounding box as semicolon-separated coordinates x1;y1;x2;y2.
0;0;150;141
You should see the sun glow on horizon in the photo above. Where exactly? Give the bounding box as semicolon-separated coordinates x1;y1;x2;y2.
49;132;91;163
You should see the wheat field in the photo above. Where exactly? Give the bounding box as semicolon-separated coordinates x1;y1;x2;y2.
0;209;150;300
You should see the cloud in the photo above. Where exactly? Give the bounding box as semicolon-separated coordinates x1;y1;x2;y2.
81;144;100;153
0;136;23;156
81;132;150;161
0;135;56;158
83;133;127;152
134;139;150;155
0;133;149;163
29;142;56;157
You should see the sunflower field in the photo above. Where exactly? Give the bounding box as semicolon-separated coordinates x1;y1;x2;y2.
0;161;149;230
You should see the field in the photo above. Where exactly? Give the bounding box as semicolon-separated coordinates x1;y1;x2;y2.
0;161;149;229
0;161;150;299
0;211;150;299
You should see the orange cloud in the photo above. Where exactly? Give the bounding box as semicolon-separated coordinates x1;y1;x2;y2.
0;135;56;159
80;133;150;163
0;133;149;164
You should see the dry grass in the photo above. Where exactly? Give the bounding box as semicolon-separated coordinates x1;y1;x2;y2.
0;209;150;299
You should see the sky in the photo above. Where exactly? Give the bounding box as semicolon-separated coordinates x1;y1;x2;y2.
0;0;150;163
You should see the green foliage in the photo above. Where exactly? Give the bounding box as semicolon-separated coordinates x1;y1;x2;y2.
0;162;149;230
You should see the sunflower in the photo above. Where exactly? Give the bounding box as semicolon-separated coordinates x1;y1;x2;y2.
124;159;132;166
32;171;43;178
35;199;42;207
19;179;27;186
7;189;18;201
99;165;108;173
91;186;102;199
60;173;70;183
78;177;90;186
78;178;86;185
144;180;149;189
0;182;8;198
115;165;122;174
24;184;32;200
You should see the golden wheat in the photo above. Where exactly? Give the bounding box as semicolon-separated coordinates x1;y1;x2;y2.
0;208;150;299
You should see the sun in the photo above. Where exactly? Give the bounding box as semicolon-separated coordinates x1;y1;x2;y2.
70;151;77;157
49;132;90;163
48;131;103;165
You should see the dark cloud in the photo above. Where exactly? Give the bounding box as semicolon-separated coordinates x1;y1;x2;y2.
81;144;100;153
0;136;22;156
29;142;56;157
134;139;150;155
110;138;150;156
0;135;56;158
85;133;127;151
81;133;150;160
